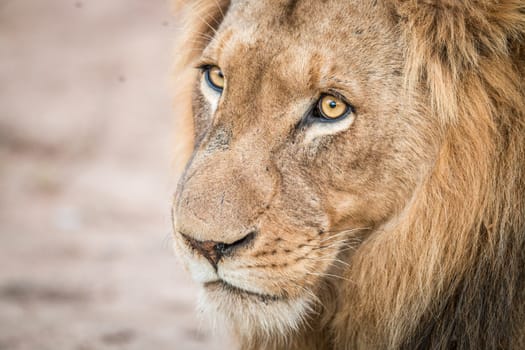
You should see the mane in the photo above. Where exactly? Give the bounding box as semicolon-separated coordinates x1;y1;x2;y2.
338;1;525;348
172;0;525;348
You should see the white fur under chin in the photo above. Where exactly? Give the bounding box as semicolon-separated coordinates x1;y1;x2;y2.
197;286;313;343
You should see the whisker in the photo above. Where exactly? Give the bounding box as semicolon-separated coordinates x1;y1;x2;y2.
304;271;355;284
312;239;361;251
193;12;220;37
301;256;352;268
319;227;371;243
210;0;225;20
315;241;354;249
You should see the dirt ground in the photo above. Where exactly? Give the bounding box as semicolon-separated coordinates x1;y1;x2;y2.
0;1;231;349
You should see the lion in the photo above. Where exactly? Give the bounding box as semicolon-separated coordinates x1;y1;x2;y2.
170;0;525;349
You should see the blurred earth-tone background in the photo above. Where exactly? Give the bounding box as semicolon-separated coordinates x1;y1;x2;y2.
0;1;230;349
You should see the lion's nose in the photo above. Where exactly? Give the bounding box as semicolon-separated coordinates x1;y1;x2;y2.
181;231;256;268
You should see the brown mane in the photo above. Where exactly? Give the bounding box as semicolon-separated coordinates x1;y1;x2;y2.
172;1;525;348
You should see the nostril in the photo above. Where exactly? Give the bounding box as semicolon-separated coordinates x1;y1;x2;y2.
181;233;220;267
181;230;257;267
216;231;257;257
215;242;227;256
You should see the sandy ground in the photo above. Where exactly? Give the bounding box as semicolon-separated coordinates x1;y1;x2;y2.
0;1;231;349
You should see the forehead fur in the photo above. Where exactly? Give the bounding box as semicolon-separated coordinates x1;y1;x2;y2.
200;0;404;120
214;0;400;64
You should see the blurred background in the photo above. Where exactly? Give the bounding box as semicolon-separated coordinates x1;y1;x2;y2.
0;1;227;349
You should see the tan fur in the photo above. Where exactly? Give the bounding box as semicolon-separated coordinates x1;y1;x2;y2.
171;1;525;349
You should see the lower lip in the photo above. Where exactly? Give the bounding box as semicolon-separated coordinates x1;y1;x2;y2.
204;280;280;303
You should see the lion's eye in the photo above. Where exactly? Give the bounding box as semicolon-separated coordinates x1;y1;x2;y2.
204;66;225;92
317;94;351;121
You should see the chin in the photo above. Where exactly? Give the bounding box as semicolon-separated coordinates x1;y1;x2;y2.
196;281;313;341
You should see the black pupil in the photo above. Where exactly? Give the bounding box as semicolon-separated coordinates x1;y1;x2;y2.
329;100;337;109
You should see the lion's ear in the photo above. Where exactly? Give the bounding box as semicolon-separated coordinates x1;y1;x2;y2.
173;0;231;68
389;0;525;122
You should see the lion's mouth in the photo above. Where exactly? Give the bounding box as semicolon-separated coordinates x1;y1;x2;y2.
204;280;281;304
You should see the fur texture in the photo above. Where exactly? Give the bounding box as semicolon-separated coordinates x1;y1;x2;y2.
171;1;525;349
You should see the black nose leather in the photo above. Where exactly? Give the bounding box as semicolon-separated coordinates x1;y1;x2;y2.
182;231;256;267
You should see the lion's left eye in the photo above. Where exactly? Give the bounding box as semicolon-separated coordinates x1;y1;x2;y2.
203;65;225;92
316;94;352;121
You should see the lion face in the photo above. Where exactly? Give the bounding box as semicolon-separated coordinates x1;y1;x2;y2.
173;0;431;338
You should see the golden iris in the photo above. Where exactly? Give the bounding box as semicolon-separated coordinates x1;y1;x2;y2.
205;66;225;91
318;95;349;120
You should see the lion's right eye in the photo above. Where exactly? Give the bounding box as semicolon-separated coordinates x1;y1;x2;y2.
203;66;225;92
315;94;353;121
